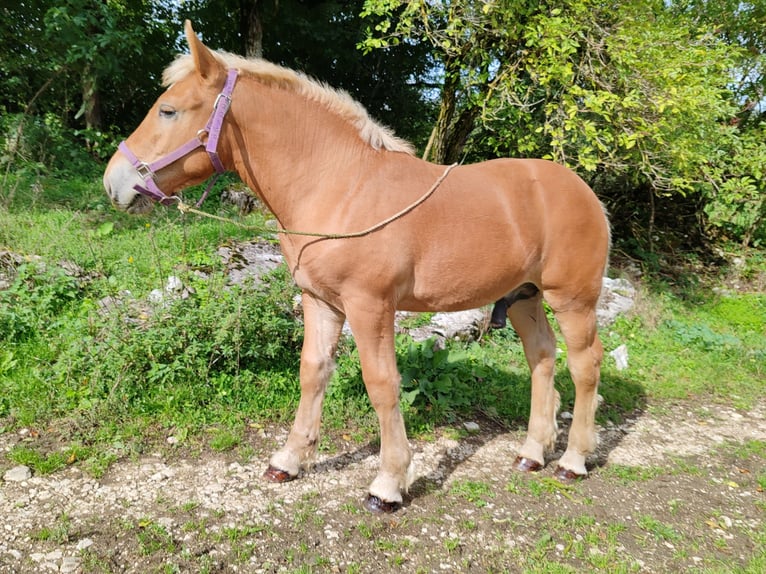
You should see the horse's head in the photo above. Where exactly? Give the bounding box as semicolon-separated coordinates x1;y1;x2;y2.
103;21;234;213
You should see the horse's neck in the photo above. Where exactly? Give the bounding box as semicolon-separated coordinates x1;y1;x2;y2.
228;79;368;229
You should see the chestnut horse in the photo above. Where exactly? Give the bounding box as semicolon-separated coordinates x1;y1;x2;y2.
104;22;610;513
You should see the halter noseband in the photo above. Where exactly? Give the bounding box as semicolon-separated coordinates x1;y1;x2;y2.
118;68;239;207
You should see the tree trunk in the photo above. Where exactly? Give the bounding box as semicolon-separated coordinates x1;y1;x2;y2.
422;58;479;164
240;0;263;58
81;62;101;132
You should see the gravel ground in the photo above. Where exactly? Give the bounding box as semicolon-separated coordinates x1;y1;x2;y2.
1;400;765;573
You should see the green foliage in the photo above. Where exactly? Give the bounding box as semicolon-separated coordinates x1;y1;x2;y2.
703;125;766;246
45;267;303;427
360;0;766;246
0;262;83;341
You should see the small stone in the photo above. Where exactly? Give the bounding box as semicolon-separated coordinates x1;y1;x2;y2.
61;557;81;573
3;465;32;482
463;422;480;433
148;289;165;304
165;275;183;293
76;538;94;551
45;550;63;561
560;412;573;421
166;436;179;445
610;344;629;371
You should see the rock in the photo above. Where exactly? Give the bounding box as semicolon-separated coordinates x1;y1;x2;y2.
610;344;629;371
60;557;82;573
165;275;184;293
76;538;94;551
148;288;165;305
3;465;32;482
406;309;487;343
217;242;283;287
463;422;480;433
597;277;636;327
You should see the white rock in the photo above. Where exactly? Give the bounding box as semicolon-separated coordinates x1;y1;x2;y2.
60;556;81;573
6;549;22;560
165;275;184;293
3;466;32;482
610;344;629;371
463;422;480;433
148;289;165;304
76;538;94;551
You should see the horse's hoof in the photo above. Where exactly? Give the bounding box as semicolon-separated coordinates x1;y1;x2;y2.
363;494;401;514
553;465;586;483
262;465;295;483
513;456;543;473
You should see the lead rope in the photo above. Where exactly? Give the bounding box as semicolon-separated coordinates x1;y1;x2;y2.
175;162;458;239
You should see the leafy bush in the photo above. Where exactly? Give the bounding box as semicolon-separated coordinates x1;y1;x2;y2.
0;262;83;341
0;259;304;427
704;125;766;247
0;112;102;177
50;266;303;424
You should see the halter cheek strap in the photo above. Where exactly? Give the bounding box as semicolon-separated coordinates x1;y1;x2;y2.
118;68;239;207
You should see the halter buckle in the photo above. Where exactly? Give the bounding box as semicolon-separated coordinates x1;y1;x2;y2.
136;162;154;181
213;92;232;114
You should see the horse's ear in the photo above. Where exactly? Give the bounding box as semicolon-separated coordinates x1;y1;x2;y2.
184;20;221;83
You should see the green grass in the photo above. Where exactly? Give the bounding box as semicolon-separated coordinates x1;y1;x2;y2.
1;167;766;479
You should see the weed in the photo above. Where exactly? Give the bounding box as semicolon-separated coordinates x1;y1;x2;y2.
600;464;664;484
450;479;495;507
637;515;681;542
209;429;241;452
356;522;374;539
30;513;72;544
136;519;176;555
8;446;69;475
444;536;461;553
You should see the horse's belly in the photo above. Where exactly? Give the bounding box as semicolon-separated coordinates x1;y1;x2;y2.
396;255;534;312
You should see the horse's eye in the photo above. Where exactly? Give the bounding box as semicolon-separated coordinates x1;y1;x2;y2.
159;104;177;119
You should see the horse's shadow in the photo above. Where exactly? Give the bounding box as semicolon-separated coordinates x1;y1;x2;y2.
309;362;647;506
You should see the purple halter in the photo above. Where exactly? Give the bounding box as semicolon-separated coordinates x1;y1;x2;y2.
118;68;239;207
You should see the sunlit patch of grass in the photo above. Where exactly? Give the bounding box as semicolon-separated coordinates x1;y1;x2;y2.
599;464;665;484
449;479;495;507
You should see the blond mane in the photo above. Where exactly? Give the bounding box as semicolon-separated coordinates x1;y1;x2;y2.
163;52;415;155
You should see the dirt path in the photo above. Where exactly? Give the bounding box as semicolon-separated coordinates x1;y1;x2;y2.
2;400;765;573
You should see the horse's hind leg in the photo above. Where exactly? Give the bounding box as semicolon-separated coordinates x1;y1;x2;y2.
549;303;603;480
508;289;560;471
264;293;345;481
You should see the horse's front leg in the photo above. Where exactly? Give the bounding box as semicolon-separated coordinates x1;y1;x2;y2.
345;298;414;513
264;292;345;482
